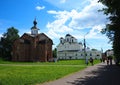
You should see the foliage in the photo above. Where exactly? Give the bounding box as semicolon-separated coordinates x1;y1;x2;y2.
0;27;19;60
52;48;57;58
91;49;98;51
98;0;120;65
107;55;113;59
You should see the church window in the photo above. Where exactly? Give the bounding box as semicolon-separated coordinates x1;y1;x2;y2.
90;53;92;56
97;54;100;56
76;54;77;56
81;54;83;56
60;40;62;43
67;38;69;42
69;56;72;59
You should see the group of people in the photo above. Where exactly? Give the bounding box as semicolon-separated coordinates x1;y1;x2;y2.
106;57;113;65
100;56;113;65
86;57;94;65
86;56;113;66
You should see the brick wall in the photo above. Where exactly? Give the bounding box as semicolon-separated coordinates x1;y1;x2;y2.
12;33;53;62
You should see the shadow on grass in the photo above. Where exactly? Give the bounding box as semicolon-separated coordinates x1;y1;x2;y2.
67;64;120;85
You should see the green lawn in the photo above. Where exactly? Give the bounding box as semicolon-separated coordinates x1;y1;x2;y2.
0;59;85;65
0;59;100;85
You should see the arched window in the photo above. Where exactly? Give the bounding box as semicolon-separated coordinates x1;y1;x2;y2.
90;53;92;56
81;54;83;56
60;40;62;43
67;38;69;42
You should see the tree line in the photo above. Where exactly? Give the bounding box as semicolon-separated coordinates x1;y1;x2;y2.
99;0;120;65
0;27;19;60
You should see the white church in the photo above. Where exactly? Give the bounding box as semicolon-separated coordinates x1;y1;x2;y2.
57;34;102;60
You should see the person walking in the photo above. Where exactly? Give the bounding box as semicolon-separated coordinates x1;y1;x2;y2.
86;59;89;65
109;56;113;65
89;57;94;65
107;57;109;65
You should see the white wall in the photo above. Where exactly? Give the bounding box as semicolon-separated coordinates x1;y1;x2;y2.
57;34;102;60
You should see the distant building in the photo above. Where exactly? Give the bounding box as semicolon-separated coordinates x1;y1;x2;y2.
57;34;102;60
12;19;53;62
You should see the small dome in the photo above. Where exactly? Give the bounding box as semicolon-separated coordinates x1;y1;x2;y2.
33;19;37;26
60;37;64;39
71;36;74;38
31;19;39;35
66;34;71;36
31;19;39;30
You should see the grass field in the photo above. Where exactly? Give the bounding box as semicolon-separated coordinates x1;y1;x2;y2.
0;59;100;85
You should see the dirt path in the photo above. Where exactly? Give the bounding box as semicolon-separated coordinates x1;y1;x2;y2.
39;61;120;85
39;63;105;85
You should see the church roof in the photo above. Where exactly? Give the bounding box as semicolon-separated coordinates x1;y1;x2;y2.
60;37;64;39
66;34;71;36
20;33;53;44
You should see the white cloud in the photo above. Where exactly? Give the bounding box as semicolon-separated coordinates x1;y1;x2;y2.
60;0;67;3
68;0;107;29
47;10;73;34
47;29;60;39
47;10;58;14
0;34;2;37
45;0;90;10
35;6;45;10
46;0;111;50
46;0;107;38
86;25;105;39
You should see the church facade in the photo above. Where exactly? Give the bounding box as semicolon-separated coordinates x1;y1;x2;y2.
57;34;102;60
12;19;53;62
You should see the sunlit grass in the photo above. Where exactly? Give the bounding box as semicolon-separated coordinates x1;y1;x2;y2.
0;65;85;85
0;59;100;85
0;59;100;65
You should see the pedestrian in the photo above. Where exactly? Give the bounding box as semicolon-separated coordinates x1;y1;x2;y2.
89;57;94;65
107;57;109;65
109;57;113;65
100;58;102;62
102;57;105;63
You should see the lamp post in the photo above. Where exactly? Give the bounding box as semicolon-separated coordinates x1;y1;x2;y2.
83;32;89;64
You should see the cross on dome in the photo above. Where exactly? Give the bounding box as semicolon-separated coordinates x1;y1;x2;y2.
33;18;37;27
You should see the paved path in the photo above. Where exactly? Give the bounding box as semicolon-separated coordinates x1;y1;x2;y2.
40;62;120;85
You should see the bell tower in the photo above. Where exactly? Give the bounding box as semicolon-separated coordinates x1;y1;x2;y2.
31;19;39;35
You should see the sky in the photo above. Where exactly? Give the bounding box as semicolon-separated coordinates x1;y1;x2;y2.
0;0;112;52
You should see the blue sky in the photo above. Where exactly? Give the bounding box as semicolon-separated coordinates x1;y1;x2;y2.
0;0;112;52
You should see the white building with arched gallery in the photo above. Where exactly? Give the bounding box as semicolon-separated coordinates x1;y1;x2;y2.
57;34;102;60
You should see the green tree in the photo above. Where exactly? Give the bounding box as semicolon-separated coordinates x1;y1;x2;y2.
52;48;57;58
0;27;19;60
91;49;98;51
98;0;120;65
